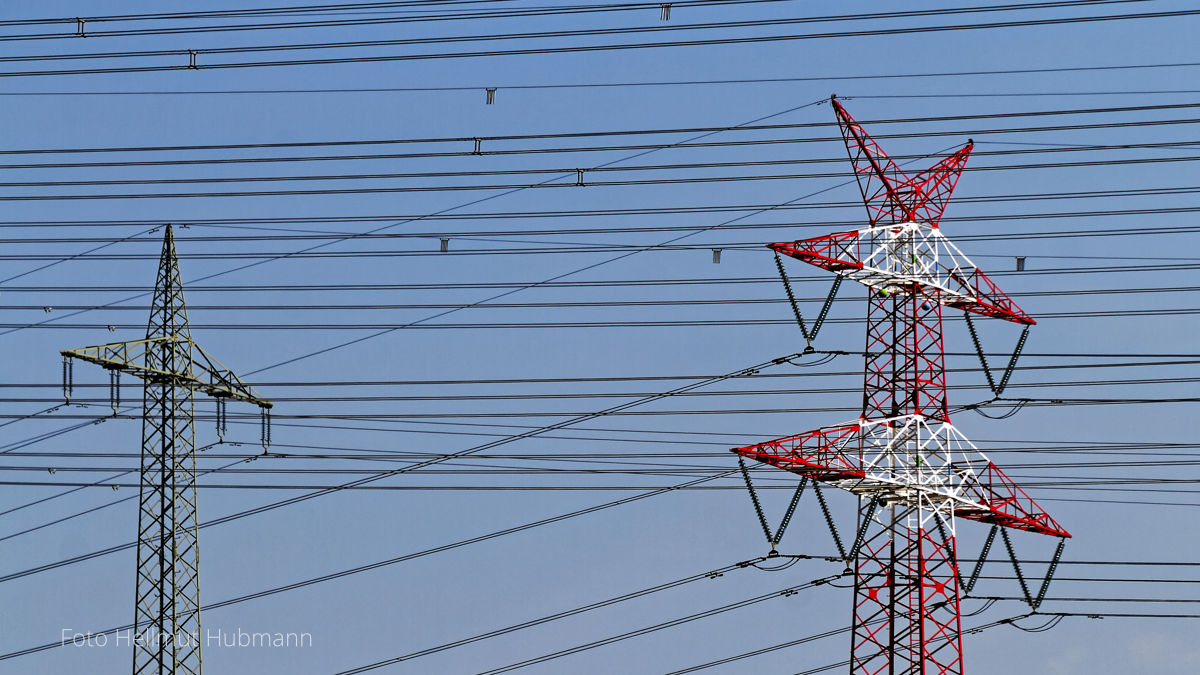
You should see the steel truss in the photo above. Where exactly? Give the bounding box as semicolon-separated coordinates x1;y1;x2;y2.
62;226;271;675
733;98;1069;675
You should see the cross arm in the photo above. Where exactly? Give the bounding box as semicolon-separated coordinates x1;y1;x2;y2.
943;266;1035;325
733;421;1070;539
769;232;863;276
731;422;863;482
61;336;272;408
769;227;1036;326
952;460;1071;538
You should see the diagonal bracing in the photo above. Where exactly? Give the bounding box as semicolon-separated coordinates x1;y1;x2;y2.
61;225;271;675
733;97;1069;675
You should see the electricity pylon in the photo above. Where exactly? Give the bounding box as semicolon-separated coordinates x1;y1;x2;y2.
732;98;1069;675
61;225;272;675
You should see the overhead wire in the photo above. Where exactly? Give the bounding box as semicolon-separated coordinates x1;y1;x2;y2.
7;140;1200;193
471;573;844;675
0;348;1193;534
5;181;1200;232
0;4;1194;78
5;133;1200;173
8;305;1200;330
0;97;830;363
7;280;1200;312
325;556;767;673
0;471;738;662
3;100;1199;155
4;368;1199;404
8;206;1200;243
0;0;798;41
13;58;1200;97
0;1;573;28
2;7;1200;662
6;151;1200;200
0;352;802;585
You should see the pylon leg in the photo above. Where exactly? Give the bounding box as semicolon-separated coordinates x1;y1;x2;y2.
852;498;963;675
132;230;203;675
134;375;201;674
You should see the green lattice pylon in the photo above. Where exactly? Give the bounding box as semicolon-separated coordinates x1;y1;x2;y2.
62;225;271;675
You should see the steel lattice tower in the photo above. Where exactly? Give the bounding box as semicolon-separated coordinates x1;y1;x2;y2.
62;225;272;675
733;98;1070;675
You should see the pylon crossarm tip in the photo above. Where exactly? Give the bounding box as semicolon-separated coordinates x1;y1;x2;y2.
953;461;1071;539
190;343;271;409
732;422;861;483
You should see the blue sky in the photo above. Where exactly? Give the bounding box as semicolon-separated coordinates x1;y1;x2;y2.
2;1;1200;673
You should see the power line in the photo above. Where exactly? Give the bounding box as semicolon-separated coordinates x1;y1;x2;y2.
2;182;1199;231
6;152;1200;200
6;134;1200;172
471;573;843;675
0;0;787;41
0;471;736;662
11;59;1200;96
5;280;1199;312
5;140;1200;189
4;100;1197;155
0;97;828;358
0;353;800;585
6;370;1199;404
8;207;1200;244
0;4;1189;77
0;1;551;27
9;306;1200;331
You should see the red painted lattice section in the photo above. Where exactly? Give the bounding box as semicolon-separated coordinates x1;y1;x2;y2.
952;461;1071;537
732;425;1069;540
731;98;1068;675
768;233;1036;326
852;509;964;675
833;98;973;229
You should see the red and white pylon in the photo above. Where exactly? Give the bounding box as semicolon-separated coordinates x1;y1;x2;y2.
733;97;1069;675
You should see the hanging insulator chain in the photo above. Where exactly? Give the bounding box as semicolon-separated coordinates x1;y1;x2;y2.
809;275;842;345
109;369;120;415
1033;537;1067;611
996;325;1030;395
848;498;879;563
964;313;997;394
774;251;810;342
1000;527;1035;609
771;476;808;548
811;480;846;560
216;398;228;441
965;525;998;595
738;455;774;545
62;357;73;404
260;407;271;449
965;314;1030;397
